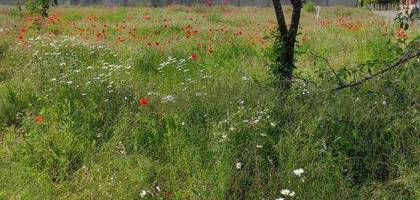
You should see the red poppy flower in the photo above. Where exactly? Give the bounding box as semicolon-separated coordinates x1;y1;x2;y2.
320;19;329;26
155;41;160;46
144;15;151;20
139;98;149;106
191;53;198;60
35;115;44;124
234;31;242;36
20;28;28;33
117;36;125;43
396;29;408;39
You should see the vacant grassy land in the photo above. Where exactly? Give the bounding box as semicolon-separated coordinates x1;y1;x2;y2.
0;5;419;199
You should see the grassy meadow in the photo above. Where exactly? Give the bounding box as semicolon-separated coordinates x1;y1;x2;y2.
0;5;419;199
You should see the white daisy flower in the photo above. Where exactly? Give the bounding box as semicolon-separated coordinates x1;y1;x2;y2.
140;190;147;198
161;95;175;103
236;162;242;170
293;168;305;176
281;189;291;196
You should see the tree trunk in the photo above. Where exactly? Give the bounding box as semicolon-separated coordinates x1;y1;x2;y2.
41;0;50;18
16;0;23;17
271;0;302;91
151;0;160;7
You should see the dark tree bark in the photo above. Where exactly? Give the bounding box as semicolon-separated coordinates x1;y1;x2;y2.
41;0;50;17
16;0;23;17
271;0;302;91
151;0;161;7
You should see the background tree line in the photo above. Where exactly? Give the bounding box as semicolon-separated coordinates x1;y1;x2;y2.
0;0;403;6
3;0;375;7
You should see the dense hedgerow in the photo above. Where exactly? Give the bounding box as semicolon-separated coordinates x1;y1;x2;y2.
0;5;419;200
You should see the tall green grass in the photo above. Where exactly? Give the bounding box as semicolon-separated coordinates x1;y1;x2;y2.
0;5;419;200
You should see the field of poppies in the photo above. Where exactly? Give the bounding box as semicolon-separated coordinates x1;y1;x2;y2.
0;5;419;199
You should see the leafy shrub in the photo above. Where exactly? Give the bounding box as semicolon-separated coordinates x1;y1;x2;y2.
303;1;316;13
8;7;21;17
24;0;49;17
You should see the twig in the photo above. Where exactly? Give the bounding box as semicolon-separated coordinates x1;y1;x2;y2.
333;48;420;91
308;50;344;85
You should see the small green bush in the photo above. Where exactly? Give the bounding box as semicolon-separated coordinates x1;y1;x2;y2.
24;0;49;17
304;1;317;13
8;7;21;17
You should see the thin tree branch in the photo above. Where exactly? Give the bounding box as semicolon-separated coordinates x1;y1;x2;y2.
271;0;288;36
308;50;344;85
333;48;420;91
